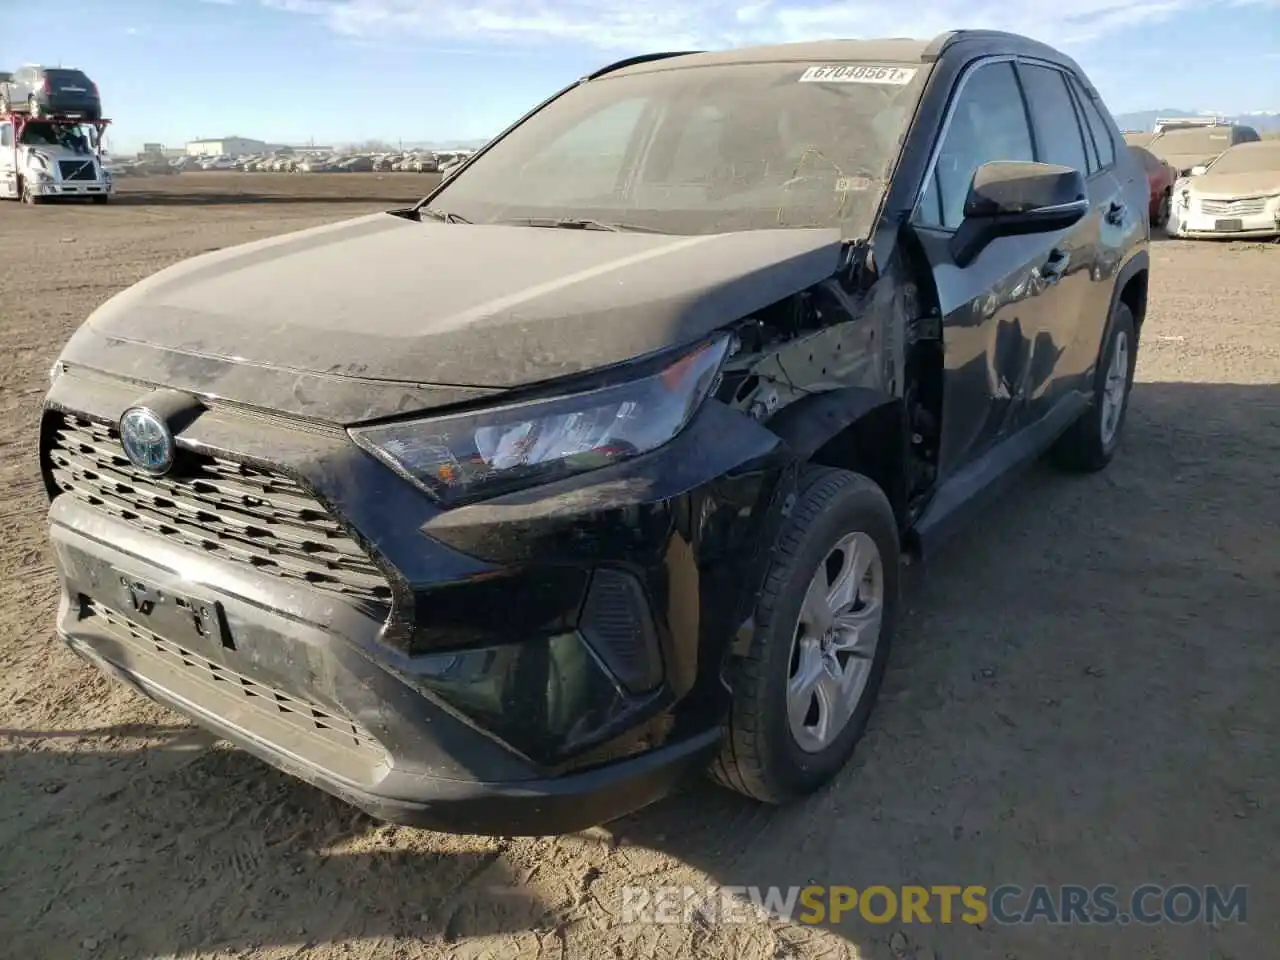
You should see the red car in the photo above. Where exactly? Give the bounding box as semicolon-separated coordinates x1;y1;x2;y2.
1128;144;1178;228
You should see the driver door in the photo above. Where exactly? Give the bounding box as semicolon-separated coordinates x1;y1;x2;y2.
909;59;1078;479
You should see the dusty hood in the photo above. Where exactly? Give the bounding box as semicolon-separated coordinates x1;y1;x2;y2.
1159;151;1222;174
84;212;842;391
1188;170;1280;199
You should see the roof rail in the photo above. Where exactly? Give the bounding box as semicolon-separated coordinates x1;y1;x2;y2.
923;31;960;61
923;28;1050;61
585;50;702;80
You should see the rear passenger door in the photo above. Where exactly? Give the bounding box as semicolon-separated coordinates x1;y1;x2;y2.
1014;61;1102;403
1063;70;1141;386
909;59;1075;477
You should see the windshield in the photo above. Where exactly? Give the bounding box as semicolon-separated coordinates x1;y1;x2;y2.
1207;143;1280;175
19;120;95;153
424;60;926;236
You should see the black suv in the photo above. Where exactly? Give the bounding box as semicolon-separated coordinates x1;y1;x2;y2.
41;31;1148;835
1;65;103;120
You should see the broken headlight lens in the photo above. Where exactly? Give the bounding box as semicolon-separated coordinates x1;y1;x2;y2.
351;335;730;504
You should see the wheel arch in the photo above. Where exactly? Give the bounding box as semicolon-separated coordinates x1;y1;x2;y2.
1110;250;1149;342
764;387;908;527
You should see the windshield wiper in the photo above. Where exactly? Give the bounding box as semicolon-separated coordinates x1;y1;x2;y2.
498;217;665;234
418;207;471;224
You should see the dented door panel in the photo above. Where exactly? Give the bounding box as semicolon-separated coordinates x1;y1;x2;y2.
913;229;1067;479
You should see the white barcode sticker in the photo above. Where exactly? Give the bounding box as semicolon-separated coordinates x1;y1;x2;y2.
799;64;918;85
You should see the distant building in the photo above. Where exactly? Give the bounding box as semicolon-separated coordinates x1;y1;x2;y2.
185;136;269;157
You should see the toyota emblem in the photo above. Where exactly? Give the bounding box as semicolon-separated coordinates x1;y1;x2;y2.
119;406;176;476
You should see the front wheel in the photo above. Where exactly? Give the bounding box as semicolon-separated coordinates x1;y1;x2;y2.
1153;191;1171;229
1049;302;1137;472
712;467;900;804
20;178;40;204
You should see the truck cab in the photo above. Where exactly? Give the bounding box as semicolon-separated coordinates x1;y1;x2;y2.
0;114;113;204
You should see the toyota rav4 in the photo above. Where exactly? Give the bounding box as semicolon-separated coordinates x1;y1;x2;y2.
41;31;1149;835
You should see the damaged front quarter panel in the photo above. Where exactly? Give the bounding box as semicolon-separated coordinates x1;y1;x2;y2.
415;239;911;714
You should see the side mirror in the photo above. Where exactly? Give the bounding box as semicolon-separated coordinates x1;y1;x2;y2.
950;161;1089;267
1189;165;1208;176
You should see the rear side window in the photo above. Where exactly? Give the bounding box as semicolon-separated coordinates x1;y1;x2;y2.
1018;64;1090;174
1072;77;1116;168
917;60;1034;231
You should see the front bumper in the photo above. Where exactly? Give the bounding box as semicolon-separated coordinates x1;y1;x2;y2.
1170;201;1280;239
28;179;112;198
42;366;791;833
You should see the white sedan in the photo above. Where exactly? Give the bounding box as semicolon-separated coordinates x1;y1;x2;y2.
1169;140;1280;240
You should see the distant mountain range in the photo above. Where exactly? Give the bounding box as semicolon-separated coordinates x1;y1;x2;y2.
1113;109;1280;133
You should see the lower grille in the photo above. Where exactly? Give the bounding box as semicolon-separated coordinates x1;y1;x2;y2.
46;414;393;606
58;160;97;182
87;601;389;780
1200;197;1267;216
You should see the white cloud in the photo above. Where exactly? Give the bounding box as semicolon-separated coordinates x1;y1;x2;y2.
257;0;1235;50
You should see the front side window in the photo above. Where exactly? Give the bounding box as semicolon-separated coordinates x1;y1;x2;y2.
0;124;11;148
916;60;1034;231
425;60;924;236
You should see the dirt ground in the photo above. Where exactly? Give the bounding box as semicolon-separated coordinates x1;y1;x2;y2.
1;173;1276;960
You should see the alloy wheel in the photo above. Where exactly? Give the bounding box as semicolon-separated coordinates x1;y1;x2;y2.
787;531;884;753
1100;330;1130;446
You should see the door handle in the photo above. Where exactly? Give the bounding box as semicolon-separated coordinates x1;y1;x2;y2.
1105;200;1126;226
1042;248;1069;284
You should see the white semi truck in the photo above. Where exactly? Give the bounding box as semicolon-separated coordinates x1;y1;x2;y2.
0;111;112;204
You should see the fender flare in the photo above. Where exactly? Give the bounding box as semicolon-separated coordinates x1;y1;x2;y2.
764;386;900;463
1100;249;1149;360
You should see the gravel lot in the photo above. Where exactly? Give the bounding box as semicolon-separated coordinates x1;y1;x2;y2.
1;173;1276;960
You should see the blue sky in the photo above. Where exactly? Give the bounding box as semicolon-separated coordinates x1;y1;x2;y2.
3;0;1277;152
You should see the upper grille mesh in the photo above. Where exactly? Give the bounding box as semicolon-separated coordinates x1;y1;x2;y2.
58;160;97;182
1200;197;1268;216
46;414;393;606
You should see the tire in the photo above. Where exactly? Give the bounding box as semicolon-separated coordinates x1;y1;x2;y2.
711;466;900;804
1153;192;1171;230
1049;302;1137;472
20;177;39;204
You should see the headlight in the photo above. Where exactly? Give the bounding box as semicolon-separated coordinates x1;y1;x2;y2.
351;334;731;504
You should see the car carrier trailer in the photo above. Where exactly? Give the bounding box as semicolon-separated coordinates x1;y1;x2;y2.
0;111;113;204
